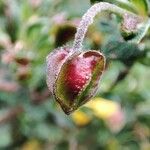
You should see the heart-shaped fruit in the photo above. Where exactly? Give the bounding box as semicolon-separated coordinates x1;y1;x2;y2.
46;46;105;114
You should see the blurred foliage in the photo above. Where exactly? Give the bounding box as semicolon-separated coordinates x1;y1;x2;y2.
0;0;150;150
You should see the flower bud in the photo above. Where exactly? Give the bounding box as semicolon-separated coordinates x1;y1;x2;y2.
46;46;105;114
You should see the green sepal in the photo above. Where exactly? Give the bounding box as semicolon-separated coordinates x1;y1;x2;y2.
54;51;105;114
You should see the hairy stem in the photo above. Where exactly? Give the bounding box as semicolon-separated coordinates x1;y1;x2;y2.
73;2;140;51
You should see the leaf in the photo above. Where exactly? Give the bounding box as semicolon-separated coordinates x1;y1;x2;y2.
136;102;150;116
35;124;63;142
90;0;104;3
129;0;149;16
90;0;138;13
0;125;12;148
5;0;20;42
139;51;150;66
102;41;144;64
55;24;76;47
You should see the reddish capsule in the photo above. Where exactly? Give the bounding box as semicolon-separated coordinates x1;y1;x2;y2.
65;51;102;97
46;46;105;114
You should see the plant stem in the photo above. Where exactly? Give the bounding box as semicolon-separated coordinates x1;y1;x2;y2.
73;2;140;51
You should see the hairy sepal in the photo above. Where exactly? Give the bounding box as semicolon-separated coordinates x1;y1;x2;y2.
54;50;105;114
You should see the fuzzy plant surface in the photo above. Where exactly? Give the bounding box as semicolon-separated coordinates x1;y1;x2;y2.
46;2;150;114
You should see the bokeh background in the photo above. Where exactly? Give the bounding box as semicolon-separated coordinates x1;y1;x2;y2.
0;0;150;149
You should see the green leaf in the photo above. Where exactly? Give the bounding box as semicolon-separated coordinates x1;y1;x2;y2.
102;41;143;61
139;51;150;66
55;24;76;47
90;0;104;3
0;125;12;148
129;0;149;16
90;0;138;13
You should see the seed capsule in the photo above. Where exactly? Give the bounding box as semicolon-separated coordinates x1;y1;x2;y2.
46;46;105;114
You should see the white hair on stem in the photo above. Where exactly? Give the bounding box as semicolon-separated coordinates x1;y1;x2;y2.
72;2;141;51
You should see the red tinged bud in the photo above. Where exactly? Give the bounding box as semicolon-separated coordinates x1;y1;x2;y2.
46;46;105;114
46;46;73;93
65;51;102;97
